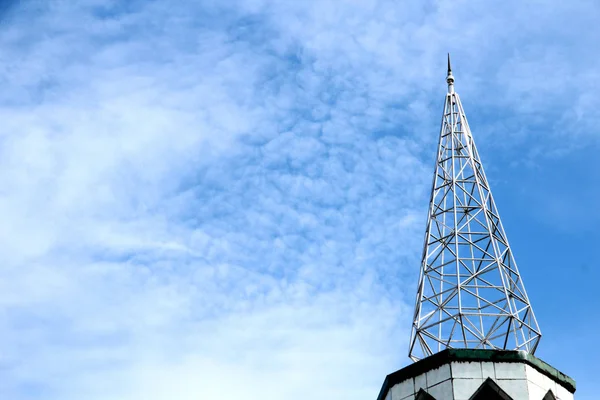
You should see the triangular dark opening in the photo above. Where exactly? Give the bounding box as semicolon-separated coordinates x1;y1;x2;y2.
468;377;513;400
415;388;436;400
542;389;557;400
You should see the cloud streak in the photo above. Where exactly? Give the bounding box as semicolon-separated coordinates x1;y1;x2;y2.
0;0;598;399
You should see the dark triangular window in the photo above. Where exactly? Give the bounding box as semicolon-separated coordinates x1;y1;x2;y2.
469;378;513;400
542;390;557;400
415;388;436;400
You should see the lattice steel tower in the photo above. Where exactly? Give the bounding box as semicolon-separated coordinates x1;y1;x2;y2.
408;56;542;362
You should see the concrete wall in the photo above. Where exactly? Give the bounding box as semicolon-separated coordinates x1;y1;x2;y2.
387;361;573;400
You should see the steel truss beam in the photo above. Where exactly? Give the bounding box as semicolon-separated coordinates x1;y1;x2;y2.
408;57;541;362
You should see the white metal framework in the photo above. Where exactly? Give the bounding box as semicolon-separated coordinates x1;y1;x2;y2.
408;56;541;362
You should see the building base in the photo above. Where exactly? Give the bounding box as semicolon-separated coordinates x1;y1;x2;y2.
377;349;575;400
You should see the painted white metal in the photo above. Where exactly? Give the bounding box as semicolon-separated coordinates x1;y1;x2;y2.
408;56;541;362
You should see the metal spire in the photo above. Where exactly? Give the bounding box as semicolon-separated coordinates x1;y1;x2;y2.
408;57;541;362
447;53;454;93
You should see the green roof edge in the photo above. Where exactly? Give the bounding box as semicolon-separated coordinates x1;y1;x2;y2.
376;349;575;400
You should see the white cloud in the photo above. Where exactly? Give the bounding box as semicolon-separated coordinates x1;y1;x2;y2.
0;0;598;399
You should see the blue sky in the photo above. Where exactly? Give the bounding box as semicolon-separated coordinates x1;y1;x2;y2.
0;0;598;399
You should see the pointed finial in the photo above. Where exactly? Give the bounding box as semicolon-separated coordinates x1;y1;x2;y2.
446;53;455;93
